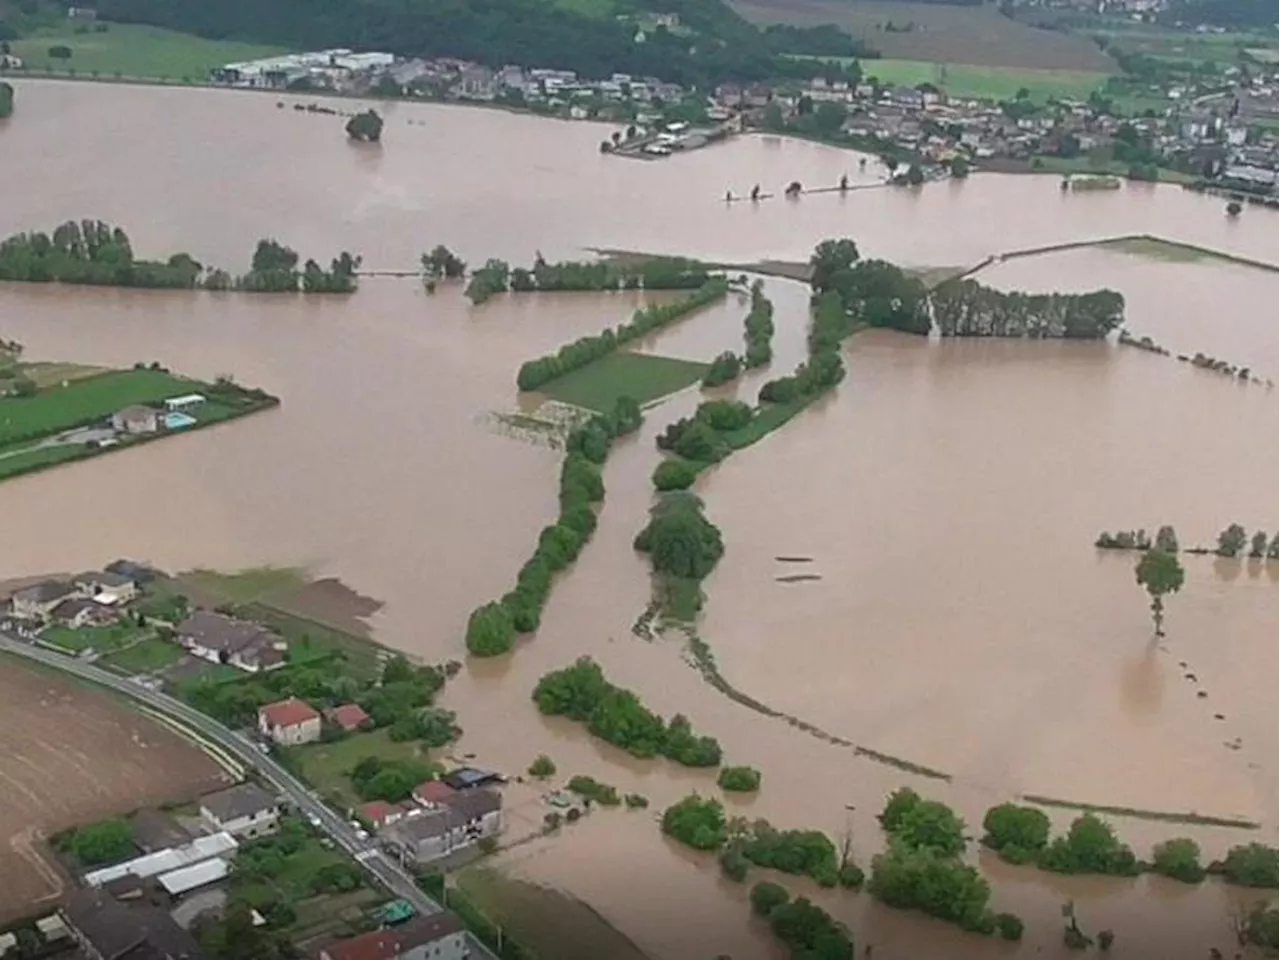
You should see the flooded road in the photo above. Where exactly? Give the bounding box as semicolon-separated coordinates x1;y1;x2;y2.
0;79;1276;960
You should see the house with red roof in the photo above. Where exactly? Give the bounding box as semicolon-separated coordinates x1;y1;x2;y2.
326;703;371;733
319;913;467;960
257;697;322;746
412;780;457;807
359;800;408;830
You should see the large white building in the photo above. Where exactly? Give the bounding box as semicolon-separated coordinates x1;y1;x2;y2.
212;49;395;88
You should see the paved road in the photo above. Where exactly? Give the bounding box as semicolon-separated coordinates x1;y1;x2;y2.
0;632;497;958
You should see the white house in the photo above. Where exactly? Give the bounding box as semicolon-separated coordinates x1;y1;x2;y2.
257;697;322;746
199;783;281;839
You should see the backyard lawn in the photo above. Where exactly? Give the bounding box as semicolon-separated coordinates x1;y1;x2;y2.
291;730;431;808
101;635;186;675
0;369;203;447
540;352;708;412
43;621;152;655
10;24;287;81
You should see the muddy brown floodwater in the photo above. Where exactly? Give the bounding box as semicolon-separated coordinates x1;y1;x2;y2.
0;79;1275;960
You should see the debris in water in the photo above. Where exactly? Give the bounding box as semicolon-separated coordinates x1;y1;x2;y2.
776;574;822;583
1197;691;1208;698
1213;713;1225;720
775;555;814;563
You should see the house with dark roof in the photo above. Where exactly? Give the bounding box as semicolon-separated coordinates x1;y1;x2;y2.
199;782;281;838
382;788;502;865
257;697;322;746
176;610;287;673
50;596;119;629
10;579;77;621
62;887;204;960
72;570;140;606
319;913;467;960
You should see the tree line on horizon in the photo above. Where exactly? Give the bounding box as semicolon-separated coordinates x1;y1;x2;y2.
92;0;877;88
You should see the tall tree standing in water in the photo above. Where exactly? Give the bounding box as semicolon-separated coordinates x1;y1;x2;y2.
0;81;13;119
1135;548;1185;636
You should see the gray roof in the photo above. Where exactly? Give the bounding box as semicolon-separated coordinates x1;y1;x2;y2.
442;787;502;821
74;570;136;588
199;782;278;823
14;579;75;604
176;611;274;654
51;597;99;620
386;808;451;842
62;887;204;960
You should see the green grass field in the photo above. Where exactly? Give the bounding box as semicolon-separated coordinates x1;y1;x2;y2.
101;635;186;674
0;369;203;447
43;622;151;655
291;729;431;808
857;58;1110;103
11;23;287;80
540;352;708;412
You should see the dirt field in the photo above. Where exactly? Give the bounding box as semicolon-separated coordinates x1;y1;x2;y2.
730;0;1117;70
0;660;230;922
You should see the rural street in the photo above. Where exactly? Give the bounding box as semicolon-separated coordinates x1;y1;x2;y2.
0;632;499;959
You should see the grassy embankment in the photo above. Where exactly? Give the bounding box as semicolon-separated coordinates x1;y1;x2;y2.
10;23;286;81
0;366;279;482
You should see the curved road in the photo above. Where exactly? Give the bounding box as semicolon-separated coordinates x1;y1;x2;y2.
0;632;497;958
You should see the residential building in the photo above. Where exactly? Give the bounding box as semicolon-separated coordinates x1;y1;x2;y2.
327;703;372;733
360;800;409;829
10;579;76;621
383;788;502;865
442;767;504;791
84;832;237;887
175;610;287;673
199;782;281;838
412;780;457;807
49;597;118;629
319;913;467;960
111;405;159;435
72;571;140;606
258;697;322;746
63;887;205;960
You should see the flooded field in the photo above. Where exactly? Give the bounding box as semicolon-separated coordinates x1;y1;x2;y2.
0;79;1275;959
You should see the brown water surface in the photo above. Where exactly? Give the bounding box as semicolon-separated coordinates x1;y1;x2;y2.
0;79;1276;960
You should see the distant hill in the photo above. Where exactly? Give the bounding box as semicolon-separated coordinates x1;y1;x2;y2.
91;0;873;84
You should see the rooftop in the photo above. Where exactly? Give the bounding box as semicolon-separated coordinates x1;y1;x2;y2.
200;782;278;824
157;857;230;896
84;832;237;887
412;780;457;805
327;703;371;731
259;696;321;729
177;610;275;654
14;579;74;604
62;887;204;960
320;913;466;960
441;787;502;821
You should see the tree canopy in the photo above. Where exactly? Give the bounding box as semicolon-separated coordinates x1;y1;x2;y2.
1135;548;1184;636
345;109;384;142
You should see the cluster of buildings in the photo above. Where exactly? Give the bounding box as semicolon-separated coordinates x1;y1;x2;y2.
211;49;395;89
10;565;145;629
110;391;207;436
34;774;483;960
361;770;504;868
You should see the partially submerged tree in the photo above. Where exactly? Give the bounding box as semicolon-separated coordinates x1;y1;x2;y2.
1135;548;1185;636
1216;523;1248;558
345;109;384;142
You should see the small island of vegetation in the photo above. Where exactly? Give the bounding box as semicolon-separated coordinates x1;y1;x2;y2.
0;341;278;482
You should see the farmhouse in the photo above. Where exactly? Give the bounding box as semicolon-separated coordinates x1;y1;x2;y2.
49;597;119;629
258;697;322;746
175;610;287;673
199;782;281;838
72;571;140;606
320;913;468;960
381;788;502;865
10;580;77;621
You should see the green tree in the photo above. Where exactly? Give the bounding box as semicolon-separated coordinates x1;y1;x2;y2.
66;819;134;865
527;754;556;779
981;803;1050;863
1221;843;1279;888
750;880;790;916
892;800;966;856
949;155;970;178
1249;530;1269;558
996;913;1024;940
465;601;515;656
633;492;724;580
868;841;993;932
717;765;762;792
0;81;12;119
1239;901;1279;952
345;109;384;142
1040;814;1139;876
1154;525;1179;553
1217;523;1248;557
878;786;921;833
1151;837;1205;884
1135;548;1184;636
808;238;860;296
653;458;697;492
661;793;727;851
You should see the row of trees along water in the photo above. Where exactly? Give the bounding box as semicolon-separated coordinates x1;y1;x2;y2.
0;222;360;293
532;656;727;767
1096;523;1279;558
809;238;1125;340
464;396;643;657
515;277;730;391
701;279;776;388
466;255;715;305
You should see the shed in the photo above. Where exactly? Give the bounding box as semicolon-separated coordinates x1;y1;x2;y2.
157;857;230;896
163;393;206;411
